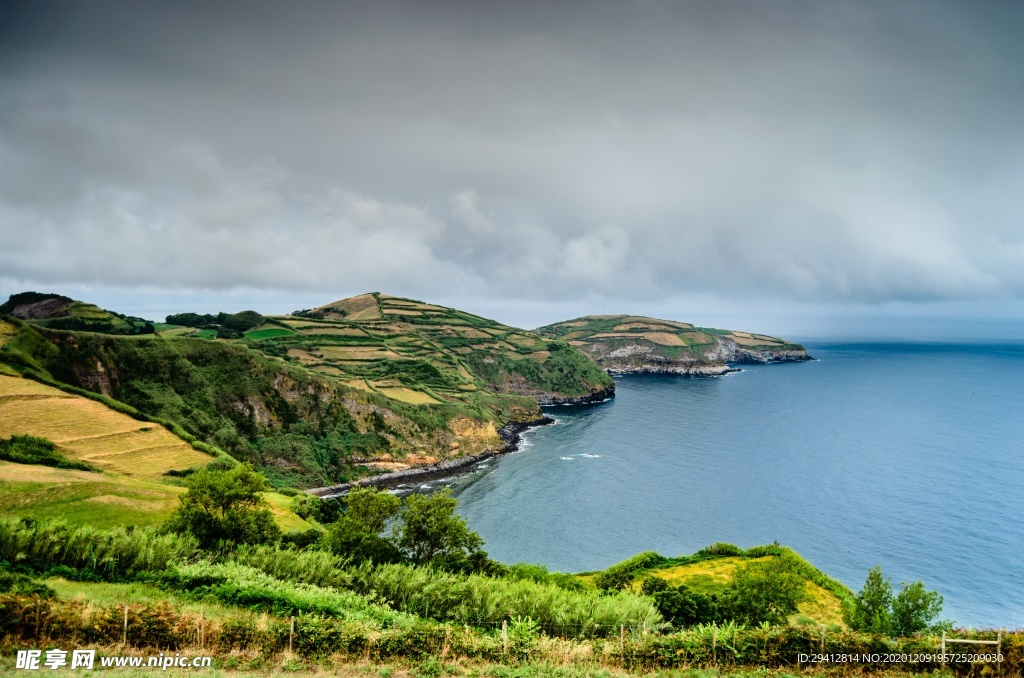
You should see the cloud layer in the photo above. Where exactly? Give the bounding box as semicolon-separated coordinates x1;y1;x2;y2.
2;1;1023;320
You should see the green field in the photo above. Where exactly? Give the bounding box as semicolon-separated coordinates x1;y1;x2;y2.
244;326;295;340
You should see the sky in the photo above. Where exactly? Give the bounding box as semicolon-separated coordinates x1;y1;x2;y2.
1;1;1023;339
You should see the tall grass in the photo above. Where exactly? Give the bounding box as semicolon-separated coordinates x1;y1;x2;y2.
0;519;198;579
350;562;661;637
160;561;410;627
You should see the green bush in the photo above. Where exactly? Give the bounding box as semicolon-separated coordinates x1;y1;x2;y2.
163;465;281;548
723;558;807;626
0;435;99;472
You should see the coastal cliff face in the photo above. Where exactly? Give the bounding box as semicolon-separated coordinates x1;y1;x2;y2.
536;315;811;376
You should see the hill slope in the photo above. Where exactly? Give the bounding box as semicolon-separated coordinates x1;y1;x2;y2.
269;293;614;405
537;315;810;376
0;374;210;479
1;293;614;489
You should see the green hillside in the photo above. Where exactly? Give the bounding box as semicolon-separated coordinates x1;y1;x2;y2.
0;293;613;489
537;315;811;376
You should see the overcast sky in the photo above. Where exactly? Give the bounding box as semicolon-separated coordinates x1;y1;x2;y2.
1;1;1023;338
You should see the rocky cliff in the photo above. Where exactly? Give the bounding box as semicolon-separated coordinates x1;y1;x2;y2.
536;315;811;376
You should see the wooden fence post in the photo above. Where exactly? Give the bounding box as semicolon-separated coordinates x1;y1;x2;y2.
122;605;129;646
712;626;717;664
289;616;295;653
34;598;41;641
941;631;946;668
820;625;826;654
502;620;508;654
620;625;625;665
199;611;205;650
998;629;1004;677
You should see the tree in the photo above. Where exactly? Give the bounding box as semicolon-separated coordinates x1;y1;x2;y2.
892;580;944;636
846;565;894;635
395;489;484;568
724;558;806;626
323;487;401;564
163;465;280;548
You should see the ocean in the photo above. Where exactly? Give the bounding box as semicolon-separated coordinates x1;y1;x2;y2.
444;342;1024;628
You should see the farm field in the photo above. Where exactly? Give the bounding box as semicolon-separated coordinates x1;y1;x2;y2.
259;293;612;409
0;459;308;531
0;374;211;479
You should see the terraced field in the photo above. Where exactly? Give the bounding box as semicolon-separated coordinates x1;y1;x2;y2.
0;375;211;479
263;293;612;405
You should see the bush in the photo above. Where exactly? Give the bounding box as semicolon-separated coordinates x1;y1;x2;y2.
163;465;281;548
723;558;806;625
594;551;666;591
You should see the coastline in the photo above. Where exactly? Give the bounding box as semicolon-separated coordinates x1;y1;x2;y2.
308;415;555;498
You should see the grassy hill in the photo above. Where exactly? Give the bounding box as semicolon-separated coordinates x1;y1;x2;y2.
537;315;811;376
581;544;854;628
0;291;154;335
0;374;210;479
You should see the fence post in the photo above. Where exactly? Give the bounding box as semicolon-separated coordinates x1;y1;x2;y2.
620;625;625;665
199;611;205;650
998;629;1004;677
502;619;508;654
820;625;825;654
941;630;946;668
34;598;41;641
122;605;129;646
712;626;717;665
289;616;295;654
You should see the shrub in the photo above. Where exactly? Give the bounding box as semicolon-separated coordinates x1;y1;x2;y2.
162;465;281;548
723;558;806;625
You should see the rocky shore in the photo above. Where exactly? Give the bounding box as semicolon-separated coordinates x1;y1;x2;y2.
308;416;555;498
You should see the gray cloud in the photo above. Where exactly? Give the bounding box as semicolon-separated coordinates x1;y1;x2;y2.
1;0;1023;329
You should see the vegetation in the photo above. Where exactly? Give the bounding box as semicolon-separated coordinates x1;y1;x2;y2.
0;434;99;472
0;291;614;489
846;566;947;636
163;465;281;548
537;315;808;373
0;372;212;480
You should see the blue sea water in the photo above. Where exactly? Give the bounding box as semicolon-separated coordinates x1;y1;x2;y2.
446;342;1024;629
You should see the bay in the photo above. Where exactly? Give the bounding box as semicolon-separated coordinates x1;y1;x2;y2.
446;342;1024;628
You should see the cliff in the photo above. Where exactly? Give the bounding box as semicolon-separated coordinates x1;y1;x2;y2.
536;315;811;376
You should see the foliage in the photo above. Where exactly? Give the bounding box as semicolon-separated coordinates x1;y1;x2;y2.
0;434;99;472
222;310;266;332
395;489;485;569
157;560;408;625
641;577;719;628
163;465;281;548
846;566;944;637
0;567;56;598
846;565;894;634
350;561;660;636
891;580;944;636
722;559;806;626
594;551;667;590
0;518;198;580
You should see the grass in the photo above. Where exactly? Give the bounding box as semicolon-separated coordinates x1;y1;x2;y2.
245;327;296;340
0;374;211;479
0;461;309;531
620;555;846;628
376;386;441;405
44;577;252;619
194;329;218;339
0;460;184;527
